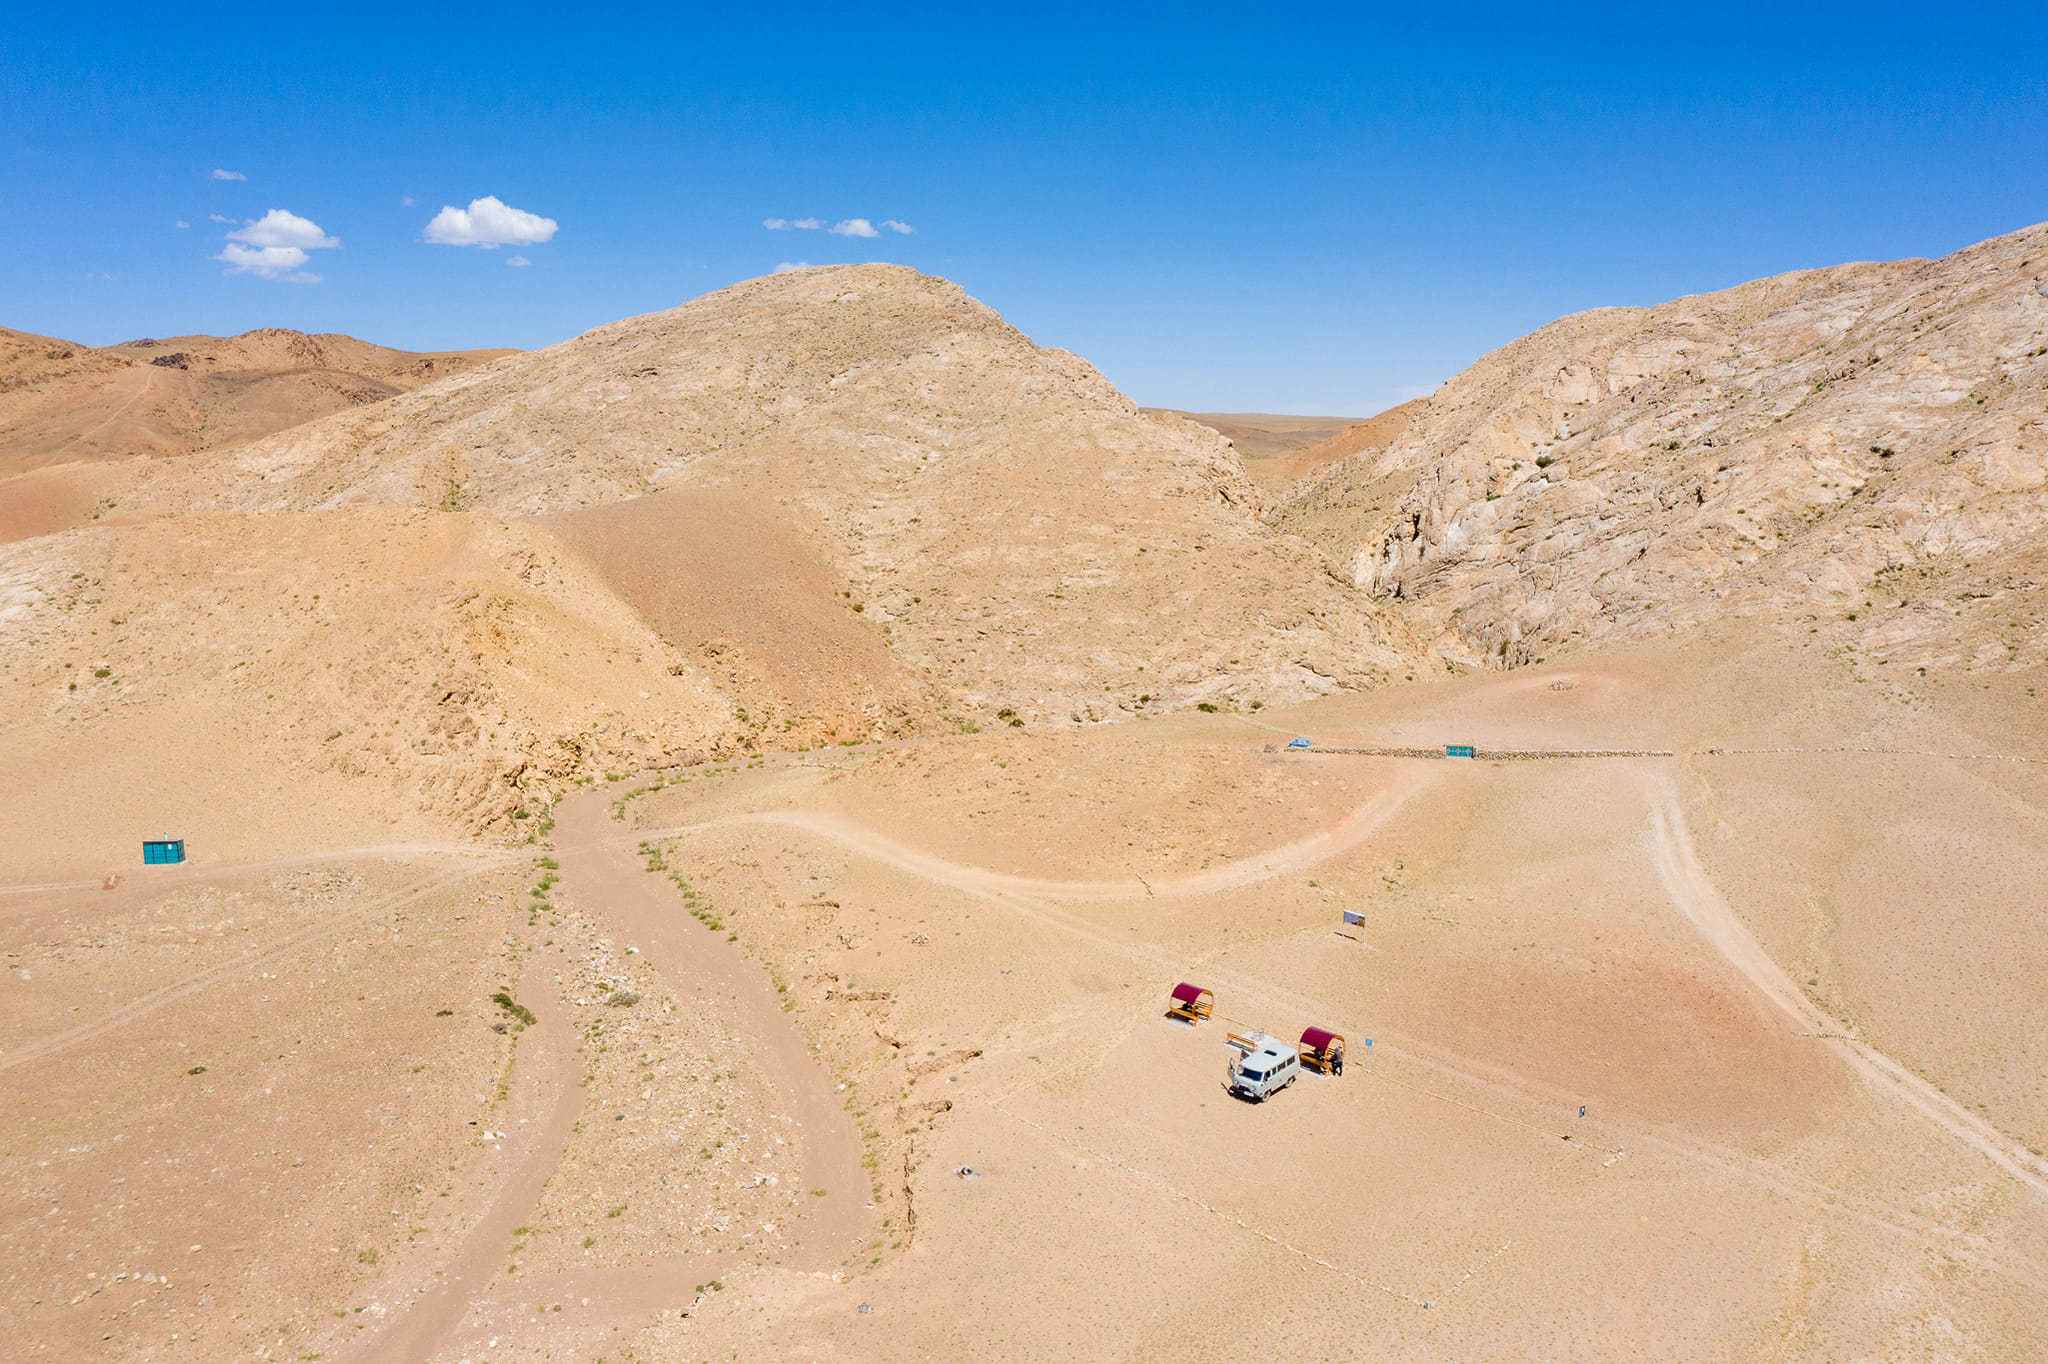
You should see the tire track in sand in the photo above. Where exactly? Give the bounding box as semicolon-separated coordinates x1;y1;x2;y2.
635;764;1431;903
0;858;506;1073
645;767;2048;1290
1645;777;2048;1201
361;786;871;1362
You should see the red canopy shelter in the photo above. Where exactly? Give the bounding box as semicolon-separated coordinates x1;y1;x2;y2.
1167;982;1214;1022
1299;1026;1345;1072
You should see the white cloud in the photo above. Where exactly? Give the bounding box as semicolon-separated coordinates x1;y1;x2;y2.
174;220;190;229
764;217;822;230
774;261;812;272
209;168;247;181
214;242;318;282
506;255;531;267
208;214;236;224
214;209;338;282
424;195;558;248
829;218;878;238
400;195;416;206
881;219;914;234
227;208;339;250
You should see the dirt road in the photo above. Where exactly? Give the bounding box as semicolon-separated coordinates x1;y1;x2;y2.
636;765;1430;902
1646;776;2048;1200
356;784;871;1362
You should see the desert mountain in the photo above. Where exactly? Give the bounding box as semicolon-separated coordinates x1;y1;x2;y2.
11;233;2048;1364
3;267;1408;854
0;326;514;477
147;265;1406;726
1270;222;2048;672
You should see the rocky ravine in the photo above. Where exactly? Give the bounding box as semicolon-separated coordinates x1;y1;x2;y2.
1271;221;2048;672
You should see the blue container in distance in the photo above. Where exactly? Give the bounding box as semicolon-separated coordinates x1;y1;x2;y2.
1445;744;1476;759
143;839;186;865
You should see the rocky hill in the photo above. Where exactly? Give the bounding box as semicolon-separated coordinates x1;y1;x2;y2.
0;326;514;477
1269;223;2048;673
152;265;1407;729
3;268;1409;846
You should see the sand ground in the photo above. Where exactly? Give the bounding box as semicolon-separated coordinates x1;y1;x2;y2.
3;626;2045;1360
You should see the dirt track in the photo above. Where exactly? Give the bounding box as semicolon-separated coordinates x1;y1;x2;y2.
634;765;1429;902
1646;776;2048;1200
355;784;872;1362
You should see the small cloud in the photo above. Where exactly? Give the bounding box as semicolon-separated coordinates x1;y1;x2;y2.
880;219;914;235
764;217;821;230
215;209;338;281
774;261;812;272
227;208;339;250
86;271;116;281
424;195;558;248
209;168;247;181
506;255;531;267
215;243;318;282
829;218;878;238
400;194;416;207
174;220;190;229
208;214;236;224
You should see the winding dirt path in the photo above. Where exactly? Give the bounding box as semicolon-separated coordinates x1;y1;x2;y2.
361;941;587;1363
636;764;1431;903
1645;776;2048;1200
360;785;871;1362
637;764;2048;1291
550;788;871;1272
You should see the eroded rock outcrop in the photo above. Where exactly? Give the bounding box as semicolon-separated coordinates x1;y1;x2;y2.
1271;222;2048;671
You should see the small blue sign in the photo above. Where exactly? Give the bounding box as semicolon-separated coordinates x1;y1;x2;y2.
1445;744;1476;759
1287;737;1312;749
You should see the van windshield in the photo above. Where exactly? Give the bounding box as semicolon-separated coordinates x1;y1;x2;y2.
1240;1068;1265;1081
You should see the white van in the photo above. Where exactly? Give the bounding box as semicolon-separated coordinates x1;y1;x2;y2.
1226;1034;1300;1102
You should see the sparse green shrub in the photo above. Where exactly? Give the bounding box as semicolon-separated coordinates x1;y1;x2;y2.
491;991;536;1027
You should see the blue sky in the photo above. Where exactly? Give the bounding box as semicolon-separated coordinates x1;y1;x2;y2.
4;3;2046;414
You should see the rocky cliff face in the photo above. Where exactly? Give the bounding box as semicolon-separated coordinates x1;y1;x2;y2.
1270;223;2048;672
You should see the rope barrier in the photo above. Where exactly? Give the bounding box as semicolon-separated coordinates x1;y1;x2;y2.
1701;746;2044;764
1303;746;1674;760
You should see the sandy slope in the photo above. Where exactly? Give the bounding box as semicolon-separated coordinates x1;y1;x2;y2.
143;265;1408;723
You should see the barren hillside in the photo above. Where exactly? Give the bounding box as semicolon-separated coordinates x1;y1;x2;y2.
0;326;514;477
1270;222;2048;671
2;268;1410;855
149;265;1407;724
